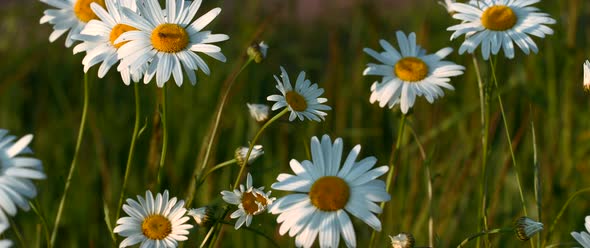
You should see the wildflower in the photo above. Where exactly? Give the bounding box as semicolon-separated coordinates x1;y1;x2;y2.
113;190;193;248
363;31;465;113
571;215;590;248
235;145;264;165
447;0;556;60
269;135;391;248
514;216;543;241
390;232;415;248
246;103;270;122
0;223;12;248
247;41;268;63
40;0;106;47
221;173;275;229
187;207;211;227
583;60;590;91
267;66;331;122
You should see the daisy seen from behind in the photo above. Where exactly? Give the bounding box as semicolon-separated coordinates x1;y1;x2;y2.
221;173;275;230
583;60;590;91
571;215;590;248
113;190;193;248
116;0;229;87
0;130;46;223
267;66;331;122
39;0;106;47
269;135;391;248
447;0;556;60
363;31;465;113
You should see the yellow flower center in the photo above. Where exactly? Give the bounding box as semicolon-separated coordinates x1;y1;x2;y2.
151;23;190;53
241;191;267;215
394;57;429;82
309;176;350;211
110;24;137;49
481;5;517;31
73;0;105;23
285;91;308;112
141;215;172;240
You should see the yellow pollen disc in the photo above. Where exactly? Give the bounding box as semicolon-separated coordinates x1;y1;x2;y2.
285;91;308;112
241;191;262;215
151;23;190;53
394;57;429;82
141;215;172;240
309;176;350;211
73;0;105;23
481;5;517;31
110;24;137;49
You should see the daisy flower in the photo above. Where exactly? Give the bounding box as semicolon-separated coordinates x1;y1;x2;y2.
266;66;331;122
269;135;391;248
583;60;590;91
39;0;106;47
187;207;211;227
0;223;12;248
116;0;229;87
389;232;415;248
246;103;270;122
235;145;264;165
221;173;275;230
514;216;543;241
113;190;193;248
363;31;465;113
447;0;556;60
571;215;590;248
0;130;46;223
72;0;145;84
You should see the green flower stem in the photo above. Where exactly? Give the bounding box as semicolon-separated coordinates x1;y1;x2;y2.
195;159;238;190
156;84;168;188
50;73;90;247
541;187;590;248
217;220;280;248
457;228;514;248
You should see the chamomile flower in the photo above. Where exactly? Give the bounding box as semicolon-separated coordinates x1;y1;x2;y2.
447;0;556;60
269;135;391;248
187;207;211;227
116;0;229;87
514;216;543;241
246;103;270;122
583;60;590;91
235;145;264;165
221;173;275;230
39;0;106;47
113;190;193;248
0;130;46;223
72;0;145;84
363;31;465;113
266;66;331;122
571;215;590;248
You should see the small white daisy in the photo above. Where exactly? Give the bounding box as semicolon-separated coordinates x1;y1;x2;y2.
39;0;106;47
113;190;193;248
571;215;590;248
266;66;331;122
269;135;391;248
447;0;556;60
246;103;270;122
0;223;12;248
221;173;275;230
235;145;264;165
583;60;590;91
116;0;229;87
363;31;465;113
247;41;268;63
389;232;415;248
187;207;210;226
514;216;543;241
0;130;46;223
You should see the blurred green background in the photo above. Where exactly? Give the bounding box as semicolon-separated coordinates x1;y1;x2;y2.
1;0;590;247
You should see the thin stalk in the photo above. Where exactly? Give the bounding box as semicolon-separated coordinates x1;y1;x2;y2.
50;73;89;247
457;228;514;248
541;187;590;248
217;220;280;248
29;201;50;246
156;85;168;188
530;107;541;248
195;159;238;190
9;218;25;248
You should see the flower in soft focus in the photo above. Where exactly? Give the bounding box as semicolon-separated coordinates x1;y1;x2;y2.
0;130;46;223
363;31;465;113
571;215;590;248
221;173;275;229
267;66;331;122
269;135;391;248
246;103;270;122
187;207;211;227
447;0;556;60
113;190;193;248
72;0;145;84
116;0;229;87
514;216;543;241
39;0;106;47
247;41;268;63
389;232;415;248
0;223;12;248
583;60;590;91
438;0;457;15
235;145;264;165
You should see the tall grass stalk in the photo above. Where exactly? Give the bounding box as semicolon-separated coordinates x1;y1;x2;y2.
156;84;168;188
408;123;432;247
50;73;89;247
531;111;542;248
457;228;514;248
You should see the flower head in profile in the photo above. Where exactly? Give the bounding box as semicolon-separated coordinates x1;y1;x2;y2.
447;0;556;60
269;135;391;248
221;173;275;229
116;0;229;87
40;0;106;47
571;215;590;248
267;66;331;122
235;145;264;165
514;216;543;241
246;103;270;122
113;190;193;248
390;232;415;248
187;207;212;227
363;31;465;113
0;130;46;223
0;223;12;248
247;41;268;63
583;60;590;91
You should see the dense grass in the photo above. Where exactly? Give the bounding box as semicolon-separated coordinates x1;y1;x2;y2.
1;0;590;247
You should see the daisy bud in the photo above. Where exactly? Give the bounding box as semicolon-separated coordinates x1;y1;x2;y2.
235;145;264;165
389;232;415;248
247;103;270;122
583;60;590;91
515;216;543;241
247;41;268;63
187;207;212;227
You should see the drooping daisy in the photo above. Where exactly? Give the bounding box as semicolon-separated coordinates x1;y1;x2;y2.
246;103;270;122
447;0;556;60
363;31;465;113
389;232;415;248
269;135;391;248
221;173;275;229
115;0;229;87
113;190;193;248
187;207;211;227
72;0;145;84
266;66;331;122
571;215;590;248
0;130;46;223
514;216;543;241
583;60;590;91
0;223;12;248
235;145;264;165
39;0;106;47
